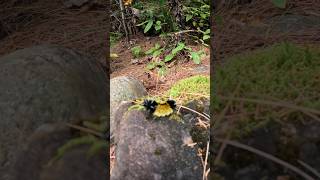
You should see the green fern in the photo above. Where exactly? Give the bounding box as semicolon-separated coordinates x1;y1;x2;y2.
49;115;108;166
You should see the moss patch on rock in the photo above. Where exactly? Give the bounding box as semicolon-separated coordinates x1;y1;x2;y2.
166;75;210;104
213;42;320;138
213;43;320;179
214;42;320;107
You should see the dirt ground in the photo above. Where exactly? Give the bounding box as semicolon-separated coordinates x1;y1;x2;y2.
110;33;210;95
0;0;209;96
0;0;107;65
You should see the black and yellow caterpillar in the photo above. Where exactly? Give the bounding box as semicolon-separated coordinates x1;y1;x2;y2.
133;98;176;117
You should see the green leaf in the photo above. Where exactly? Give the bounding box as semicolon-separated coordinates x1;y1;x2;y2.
186;14;193;22
131;46;142;58
192;21;197;26
152;48;163;57
271;0;286;8
87;140;108;157
144;20;154;33
165;54;175;62
155;24;161;31
145;43;161;55
184;46;192;51
190;52;201;64
154;43;160;49
158;67;167;76
172;42;185;55
203;35;210;40
145;49;154;55
200;13;207;19
147;62;156;70
156;21;161;25
136;20;148;26
204;29;210;34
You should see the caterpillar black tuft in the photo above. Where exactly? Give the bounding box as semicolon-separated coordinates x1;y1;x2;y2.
142;99;176;117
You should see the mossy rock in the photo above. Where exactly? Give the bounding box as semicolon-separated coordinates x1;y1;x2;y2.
213;43;320;179
166;75;209;104
213;42;320;107
213;43;320;138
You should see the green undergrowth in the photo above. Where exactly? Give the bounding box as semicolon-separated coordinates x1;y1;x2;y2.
49;115;108;165
127;75;209;119
213;42;320;138
167;75;210;104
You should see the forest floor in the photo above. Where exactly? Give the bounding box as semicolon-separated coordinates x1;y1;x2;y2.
110;33;210;95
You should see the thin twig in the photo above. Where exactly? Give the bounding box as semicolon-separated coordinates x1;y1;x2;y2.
298;160;320;178
215;138;315;180
167;29;202;36
213;83;240;129
218;96;320;116
179;105;210;120
203;141;210;180
65;123;104;138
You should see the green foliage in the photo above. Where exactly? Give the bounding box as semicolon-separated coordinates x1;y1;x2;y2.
134;0;176;34
128;104;145;111
49;135;107;165
49;115;108;165
167;75;210;103
213;42;320;119
110;32;122;47
145;43;164;58
131;45;143;58
183;0;210;28
189;49;205;64
146;42;206;75
164;42;185;62
183;0;210;37
272;0;287;8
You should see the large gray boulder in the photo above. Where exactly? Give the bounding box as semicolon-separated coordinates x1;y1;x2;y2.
0;45;107;179
111;102;203;180
9;123;107;180
110;76;147;139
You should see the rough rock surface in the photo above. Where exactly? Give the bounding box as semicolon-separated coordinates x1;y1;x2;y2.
0;45;107;179
9;123;106;180
111;102;203;180
213;120;320;180
110;76;147;139
245;15;320;36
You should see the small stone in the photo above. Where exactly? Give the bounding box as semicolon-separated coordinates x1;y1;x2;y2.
110;76;147;138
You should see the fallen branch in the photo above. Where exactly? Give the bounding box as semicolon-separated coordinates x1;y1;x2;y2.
215;138;315;180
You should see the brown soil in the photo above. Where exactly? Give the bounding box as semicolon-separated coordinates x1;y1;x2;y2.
110;33;210;95
212;0;320;62
0;0;107;64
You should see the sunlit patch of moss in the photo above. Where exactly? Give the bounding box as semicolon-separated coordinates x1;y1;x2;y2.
166;75;210;104
213;42;320;113
128;104;146;111
213;43;320;139
168;113;183;123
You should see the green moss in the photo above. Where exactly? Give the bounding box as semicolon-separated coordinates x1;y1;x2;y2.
48;135;108;166
166;75;210;104
213;43;320;138
128;104;145;111
168;113;183;122
50;114;108;165
214;42;320;110
154;147;162;156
